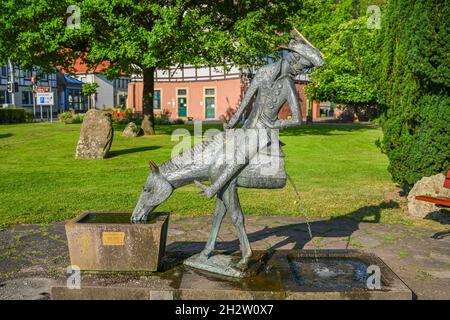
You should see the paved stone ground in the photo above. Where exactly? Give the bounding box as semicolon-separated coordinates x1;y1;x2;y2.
0;215;449;300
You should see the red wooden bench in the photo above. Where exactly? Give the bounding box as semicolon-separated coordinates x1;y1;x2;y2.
415;170;450;239
415;170;450;207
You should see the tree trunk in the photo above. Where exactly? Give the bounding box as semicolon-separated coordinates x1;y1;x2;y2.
353;105;360;123
141;67;156;135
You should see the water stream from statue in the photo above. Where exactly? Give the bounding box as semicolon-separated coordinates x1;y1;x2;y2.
287;174;344;278
286;174;319;264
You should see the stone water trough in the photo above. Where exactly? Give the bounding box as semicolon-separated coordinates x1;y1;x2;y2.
65;212;169;272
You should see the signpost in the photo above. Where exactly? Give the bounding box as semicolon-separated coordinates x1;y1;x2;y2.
36;91;54;122
31;77;36;118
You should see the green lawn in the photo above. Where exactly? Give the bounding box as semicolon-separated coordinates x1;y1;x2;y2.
0;122;427;228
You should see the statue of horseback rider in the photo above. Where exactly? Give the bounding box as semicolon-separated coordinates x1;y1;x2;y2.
194;29;325;200
131;30;325;276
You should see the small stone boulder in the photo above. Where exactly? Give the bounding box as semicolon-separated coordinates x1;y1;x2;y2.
122;122;143;138
75;109;113;159
407;173;450;218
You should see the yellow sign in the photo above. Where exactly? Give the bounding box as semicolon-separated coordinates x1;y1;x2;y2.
34;86;51;93
102;232;125;246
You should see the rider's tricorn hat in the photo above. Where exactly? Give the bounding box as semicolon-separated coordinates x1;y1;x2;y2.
279;28;325;68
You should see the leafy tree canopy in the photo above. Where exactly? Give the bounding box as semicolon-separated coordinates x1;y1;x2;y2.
0;0;299;75
293;0;384;107
0;0;300;133
307;17;378;106
82;82;99;96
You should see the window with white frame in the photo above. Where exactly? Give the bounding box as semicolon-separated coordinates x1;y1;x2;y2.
22;91;33;105
204;88;216;119
153;89;161;109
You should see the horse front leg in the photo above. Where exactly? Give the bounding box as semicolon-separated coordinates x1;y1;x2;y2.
200;190;227;259
225;180;252;270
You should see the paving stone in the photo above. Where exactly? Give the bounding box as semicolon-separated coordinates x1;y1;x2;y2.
0;216;449;299
168;229;185;236
0;277;55;300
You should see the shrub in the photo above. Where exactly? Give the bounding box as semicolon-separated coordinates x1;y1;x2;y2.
58;111;74;124
112;115;130;124
172;118;185;125
377;0;450;187
154;116;184;125
25;111;34;123
154;114;170;125
72;115;84;124
58;112;84;124
0;108;31;123
123;108;133;115
111;107;135;124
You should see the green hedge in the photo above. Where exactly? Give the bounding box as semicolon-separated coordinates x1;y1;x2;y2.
0;108;32;124
377;0;450;187
58;111;84;124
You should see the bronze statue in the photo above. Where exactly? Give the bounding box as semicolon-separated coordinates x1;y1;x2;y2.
131;30;325;277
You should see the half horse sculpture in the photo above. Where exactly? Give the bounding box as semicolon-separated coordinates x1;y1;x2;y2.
131;30;325;277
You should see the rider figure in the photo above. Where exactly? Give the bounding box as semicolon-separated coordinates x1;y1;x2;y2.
195;30;325;198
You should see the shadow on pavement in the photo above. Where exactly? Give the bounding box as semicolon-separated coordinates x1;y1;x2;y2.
167;200;399;252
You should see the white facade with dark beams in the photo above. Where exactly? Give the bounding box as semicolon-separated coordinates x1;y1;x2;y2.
0;63;58;113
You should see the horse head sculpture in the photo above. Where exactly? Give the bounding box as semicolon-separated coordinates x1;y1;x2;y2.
131;160;173;223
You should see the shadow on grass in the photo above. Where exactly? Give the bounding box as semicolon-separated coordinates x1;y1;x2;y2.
281;123;380;137
0;133;13;139
155;123;223;136
167;201;399;253
153;123;379;138
107;146;161;158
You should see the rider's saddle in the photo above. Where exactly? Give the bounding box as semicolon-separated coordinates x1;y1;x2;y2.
237;141;287;189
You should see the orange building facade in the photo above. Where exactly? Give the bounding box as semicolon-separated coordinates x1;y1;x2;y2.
127;65;319;122
128;78;243;121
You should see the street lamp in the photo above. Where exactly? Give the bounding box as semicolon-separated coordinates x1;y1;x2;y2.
7;60;15;106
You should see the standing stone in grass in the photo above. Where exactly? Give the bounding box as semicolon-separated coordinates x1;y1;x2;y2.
75;109;113;159
407;173;450;218
122;122;143;138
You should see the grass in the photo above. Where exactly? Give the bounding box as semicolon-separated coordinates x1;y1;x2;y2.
0;122;438;229
398;251;410;258
382;236;400;243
